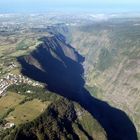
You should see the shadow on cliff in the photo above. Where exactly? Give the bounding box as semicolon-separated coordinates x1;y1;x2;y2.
17;35;138;140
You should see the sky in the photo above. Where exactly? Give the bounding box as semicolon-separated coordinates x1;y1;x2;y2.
0;0;140;13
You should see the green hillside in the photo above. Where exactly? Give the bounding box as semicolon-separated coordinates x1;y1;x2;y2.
70;20;140;138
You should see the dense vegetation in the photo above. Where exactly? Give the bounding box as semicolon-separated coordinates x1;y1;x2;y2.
7;84;60;102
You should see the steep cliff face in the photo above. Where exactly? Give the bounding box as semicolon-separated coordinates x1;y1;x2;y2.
18;34;85;100
17;30;138;140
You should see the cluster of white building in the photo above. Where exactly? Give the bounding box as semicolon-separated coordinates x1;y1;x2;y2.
0;73;42;96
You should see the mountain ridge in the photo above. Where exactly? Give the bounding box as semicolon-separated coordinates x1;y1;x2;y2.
17;31;138;140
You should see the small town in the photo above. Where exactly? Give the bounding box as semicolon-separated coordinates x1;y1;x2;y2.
0;73;43;96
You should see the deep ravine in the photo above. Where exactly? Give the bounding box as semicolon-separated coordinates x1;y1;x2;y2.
17;33;138;140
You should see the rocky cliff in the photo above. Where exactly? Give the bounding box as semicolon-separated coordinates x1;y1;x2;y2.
17;29;137;140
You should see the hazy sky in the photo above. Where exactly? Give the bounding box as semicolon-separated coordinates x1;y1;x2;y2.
0;0;140;13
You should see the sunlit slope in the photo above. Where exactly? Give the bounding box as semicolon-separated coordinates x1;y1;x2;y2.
70;20;140;138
